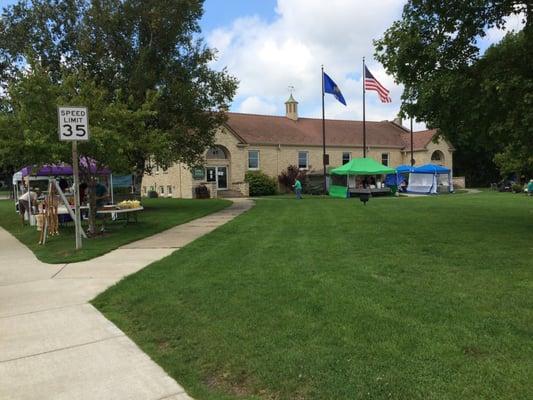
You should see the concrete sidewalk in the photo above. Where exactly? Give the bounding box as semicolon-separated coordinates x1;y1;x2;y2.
0;198;253;400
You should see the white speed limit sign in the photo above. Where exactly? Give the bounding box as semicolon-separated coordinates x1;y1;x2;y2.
58;106;89;141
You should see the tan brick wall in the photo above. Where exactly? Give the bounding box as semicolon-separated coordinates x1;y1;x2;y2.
142;163;194;198
249;145;404;177
142;124;454;198
400;138;453;169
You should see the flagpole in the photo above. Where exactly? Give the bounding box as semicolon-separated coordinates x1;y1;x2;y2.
321;65;327;193
410;115;414;166
362;57;366;158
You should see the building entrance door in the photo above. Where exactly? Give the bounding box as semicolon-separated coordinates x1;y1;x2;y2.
206;166;228;190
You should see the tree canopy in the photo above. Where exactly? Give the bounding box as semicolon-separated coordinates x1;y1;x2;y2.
0;0;238;179
375;1;533;184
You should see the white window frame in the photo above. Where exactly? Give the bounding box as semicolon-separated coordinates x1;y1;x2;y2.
160;186;165;194
381;152;389;166
167;185;172;195
342;152;351;165
248;150;260;170
298;151;309;170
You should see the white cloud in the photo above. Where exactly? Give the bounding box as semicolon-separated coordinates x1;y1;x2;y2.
238;96;278;115
207;0;523;130
483;12;525;44
207;0;405;123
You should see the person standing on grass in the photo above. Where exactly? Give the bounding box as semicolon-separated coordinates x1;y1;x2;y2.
18;188;40;225
293;176;303;200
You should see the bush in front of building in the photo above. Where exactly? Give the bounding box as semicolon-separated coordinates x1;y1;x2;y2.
512;183;524;193
147;190;159;198
195;184;210;199
245;171;277;196
278;165;310;194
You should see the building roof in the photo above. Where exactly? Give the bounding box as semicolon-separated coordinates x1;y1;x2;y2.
400;129;437;151
225;112;410;148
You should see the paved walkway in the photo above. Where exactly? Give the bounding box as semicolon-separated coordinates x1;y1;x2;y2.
0;199;253;400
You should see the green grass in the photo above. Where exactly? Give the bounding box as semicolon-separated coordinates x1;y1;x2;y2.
0;198;230;263
93;192;533;400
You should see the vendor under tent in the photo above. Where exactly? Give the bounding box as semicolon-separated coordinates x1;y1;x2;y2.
384;164;413;190
329;157;396;198
13;161;113;203
406;163;453;194
12;161;113;225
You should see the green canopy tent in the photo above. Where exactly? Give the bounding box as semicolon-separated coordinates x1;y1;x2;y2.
329;157;396;198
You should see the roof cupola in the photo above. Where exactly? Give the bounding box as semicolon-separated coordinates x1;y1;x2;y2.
285;94;298;121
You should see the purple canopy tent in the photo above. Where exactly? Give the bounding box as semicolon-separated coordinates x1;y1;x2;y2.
17;159;111;178
13;159;114;210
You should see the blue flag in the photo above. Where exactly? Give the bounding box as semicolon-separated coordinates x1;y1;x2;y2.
323;72;347;106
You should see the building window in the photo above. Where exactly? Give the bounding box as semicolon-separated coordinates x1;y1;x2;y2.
431;150;445;164
248;150;259;170
381;153;389;166
167;185;172;195
342;152;351;165
206;146;228;159
160;186;164;194
298;151;309;169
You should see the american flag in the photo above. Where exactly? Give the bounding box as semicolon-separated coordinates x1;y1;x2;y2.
364;66;392;103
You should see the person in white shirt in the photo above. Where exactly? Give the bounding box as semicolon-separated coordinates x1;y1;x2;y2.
18;189;39;225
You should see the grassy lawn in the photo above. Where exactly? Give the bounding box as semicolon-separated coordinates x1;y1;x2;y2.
0;198;230;264
93;192;533;400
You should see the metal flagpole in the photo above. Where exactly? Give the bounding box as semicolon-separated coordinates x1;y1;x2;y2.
363;57;366;158
410;116;414;166
321;65;327;193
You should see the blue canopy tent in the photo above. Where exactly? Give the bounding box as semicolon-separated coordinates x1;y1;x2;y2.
407;164;452;194
385;165;413;187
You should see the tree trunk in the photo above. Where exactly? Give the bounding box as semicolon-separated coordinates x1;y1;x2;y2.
133;160;145;194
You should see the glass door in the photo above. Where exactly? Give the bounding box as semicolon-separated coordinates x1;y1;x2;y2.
206;167;216;183
205;166;228;190
217;166;228;190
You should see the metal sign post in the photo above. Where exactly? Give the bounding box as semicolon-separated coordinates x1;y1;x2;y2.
58;106;89;250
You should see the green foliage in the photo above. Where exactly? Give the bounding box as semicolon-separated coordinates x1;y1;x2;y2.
245;171;277;196
147;190;159;198
0;0;238;178
511;183;524;193
375;2;533;182
0;0;238;233
278;165;309;193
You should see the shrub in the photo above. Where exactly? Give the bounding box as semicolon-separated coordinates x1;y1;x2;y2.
195;184;210;199
245;171;277;196
306;174;325;195
278;165;311;193
147;190;158;198
511;183;523;193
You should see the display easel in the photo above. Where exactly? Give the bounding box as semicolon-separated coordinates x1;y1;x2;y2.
39;177;87;245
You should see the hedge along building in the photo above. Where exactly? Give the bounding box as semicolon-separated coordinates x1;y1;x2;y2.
141;95;454;198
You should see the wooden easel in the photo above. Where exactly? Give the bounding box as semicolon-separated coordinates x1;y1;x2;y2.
39;178;87;245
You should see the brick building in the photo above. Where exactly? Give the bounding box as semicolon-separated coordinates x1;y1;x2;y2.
142;96;454;198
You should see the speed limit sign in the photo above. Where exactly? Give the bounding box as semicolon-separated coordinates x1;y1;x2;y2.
58;106;89;141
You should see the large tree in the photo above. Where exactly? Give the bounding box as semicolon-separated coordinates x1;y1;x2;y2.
0;0;238;189
375;1;533;185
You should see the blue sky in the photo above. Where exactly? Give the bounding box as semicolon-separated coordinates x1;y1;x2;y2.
1;0;522;129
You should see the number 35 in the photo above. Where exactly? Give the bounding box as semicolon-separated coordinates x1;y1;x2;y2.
63;124;86;137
